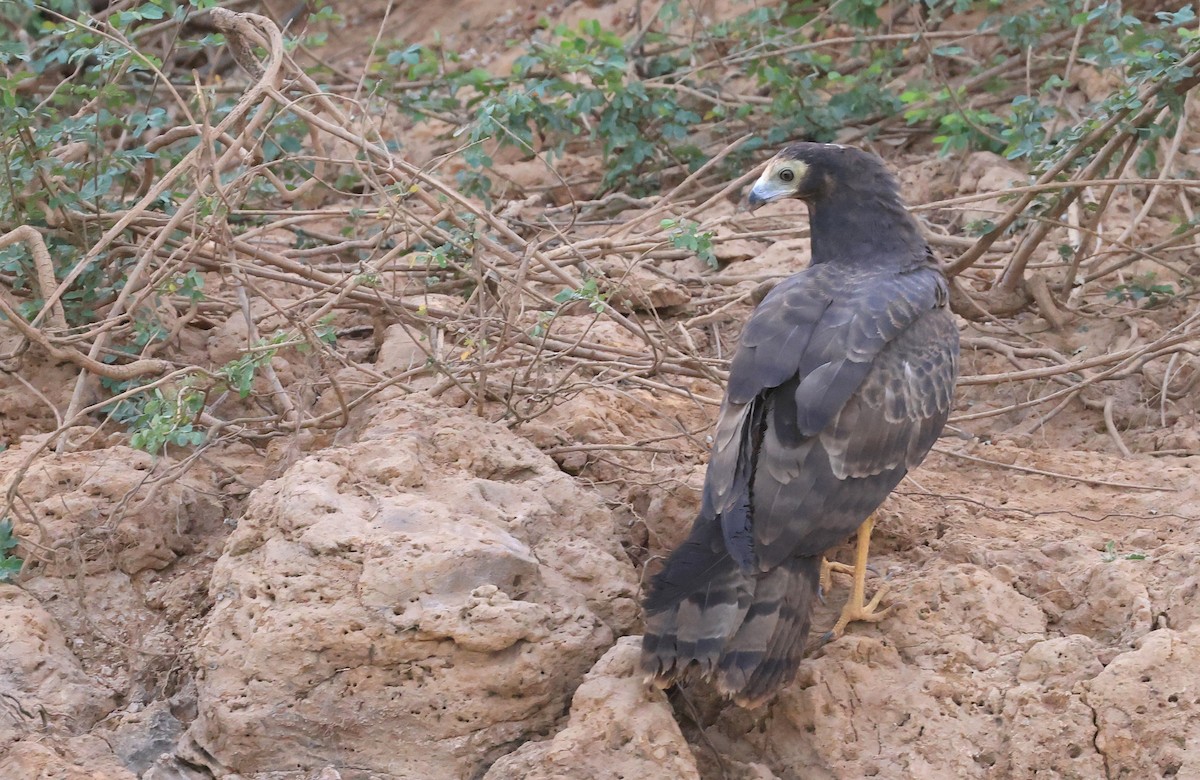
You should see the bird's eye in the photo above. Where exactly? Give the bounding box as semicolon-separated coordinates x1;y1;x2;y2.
779;168;795;183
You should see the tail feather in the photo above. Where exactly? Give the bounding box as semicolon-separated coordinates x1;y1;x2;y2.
643;556;751;684
713;562;800;697
725;556;820;707
641;541;821;706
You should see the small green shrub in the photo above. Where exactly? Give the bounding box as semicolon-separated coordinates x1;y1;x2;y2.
0;519;23;582
662;218;717;268
1107;273;1177;308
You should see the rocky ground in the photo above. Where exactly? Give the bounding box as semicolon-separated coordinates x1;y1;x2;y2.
2;1;1199;779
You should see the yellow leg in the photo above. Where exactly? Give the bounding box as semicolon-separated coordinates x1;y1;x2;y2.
828;515;891;639
819;557;855;596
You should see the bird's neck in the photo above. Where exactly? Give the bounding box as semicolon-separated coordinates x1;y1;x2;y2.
808;189;926;267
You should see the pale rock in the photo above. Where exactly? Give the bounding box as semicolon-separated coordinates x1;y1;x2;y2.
373;298;463;377
1002;636;1107;779
528;313;654;355
187;396;638;778
754;634;1000;780
1057;561;1153;657
713;237;767;264
483;637;701;780
594;261;691;312
1084;625;1200;779
0;444;223;576
888;563;1047;662
0;737;136;779
957;152;1027;228
716;564;1047;779
23;571;164;699
0;585;116;745
722;237;809;277
896;156;958;204
375;322;432;375
206;298;279;365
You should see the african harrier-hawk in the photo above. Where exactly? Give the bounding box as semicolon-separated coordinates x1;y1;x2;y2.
641;142;960;707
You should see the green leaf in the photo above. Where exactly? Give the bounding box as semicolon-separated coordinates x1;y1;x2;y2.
0;519;22;581
0;556;22;581
139;2;167;20
0;520;18;553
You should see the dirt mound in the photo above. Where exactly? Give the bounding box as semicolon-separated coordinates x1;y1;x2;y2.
184;396;637;778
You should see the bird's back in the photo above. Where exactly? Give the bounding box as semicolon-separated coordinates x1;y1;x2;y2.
642;143;959;707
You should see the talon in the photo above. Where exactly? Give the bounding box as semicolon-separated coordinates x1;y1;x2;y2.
825;515;895;641
829;583;893;639
819;557;855;595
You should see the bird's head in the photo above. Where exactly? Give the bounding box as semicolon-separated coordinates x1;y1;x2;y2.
746;142;885;210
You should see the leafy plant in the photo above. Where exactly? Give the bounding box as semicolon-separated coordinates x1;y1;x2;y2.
159;269;206;303
0;1;217;377
1102;540;1148;563
1107;273;1176;308
554;277;608;313
902;88;1006;155
463;19;706;196
662;218;717;268
126;386;207;453
111;321;335;454
0;519;22;582
363;0;1200;204
417;219;477;269
530;310;556;338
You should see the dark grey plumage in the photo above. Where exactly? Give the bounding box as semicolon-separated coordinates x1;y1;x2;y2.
642;142;959;707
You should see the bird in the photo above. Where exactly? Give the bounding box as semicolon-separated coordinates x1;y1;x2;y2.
641;142;960;708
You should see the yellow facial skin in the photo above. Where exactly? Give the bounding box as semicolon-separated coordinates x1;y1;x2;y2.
747;159;809;209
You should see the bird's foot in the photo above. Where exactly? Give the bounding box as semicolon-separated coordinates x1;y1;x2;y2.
824;583;892;642
818;558;855;599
